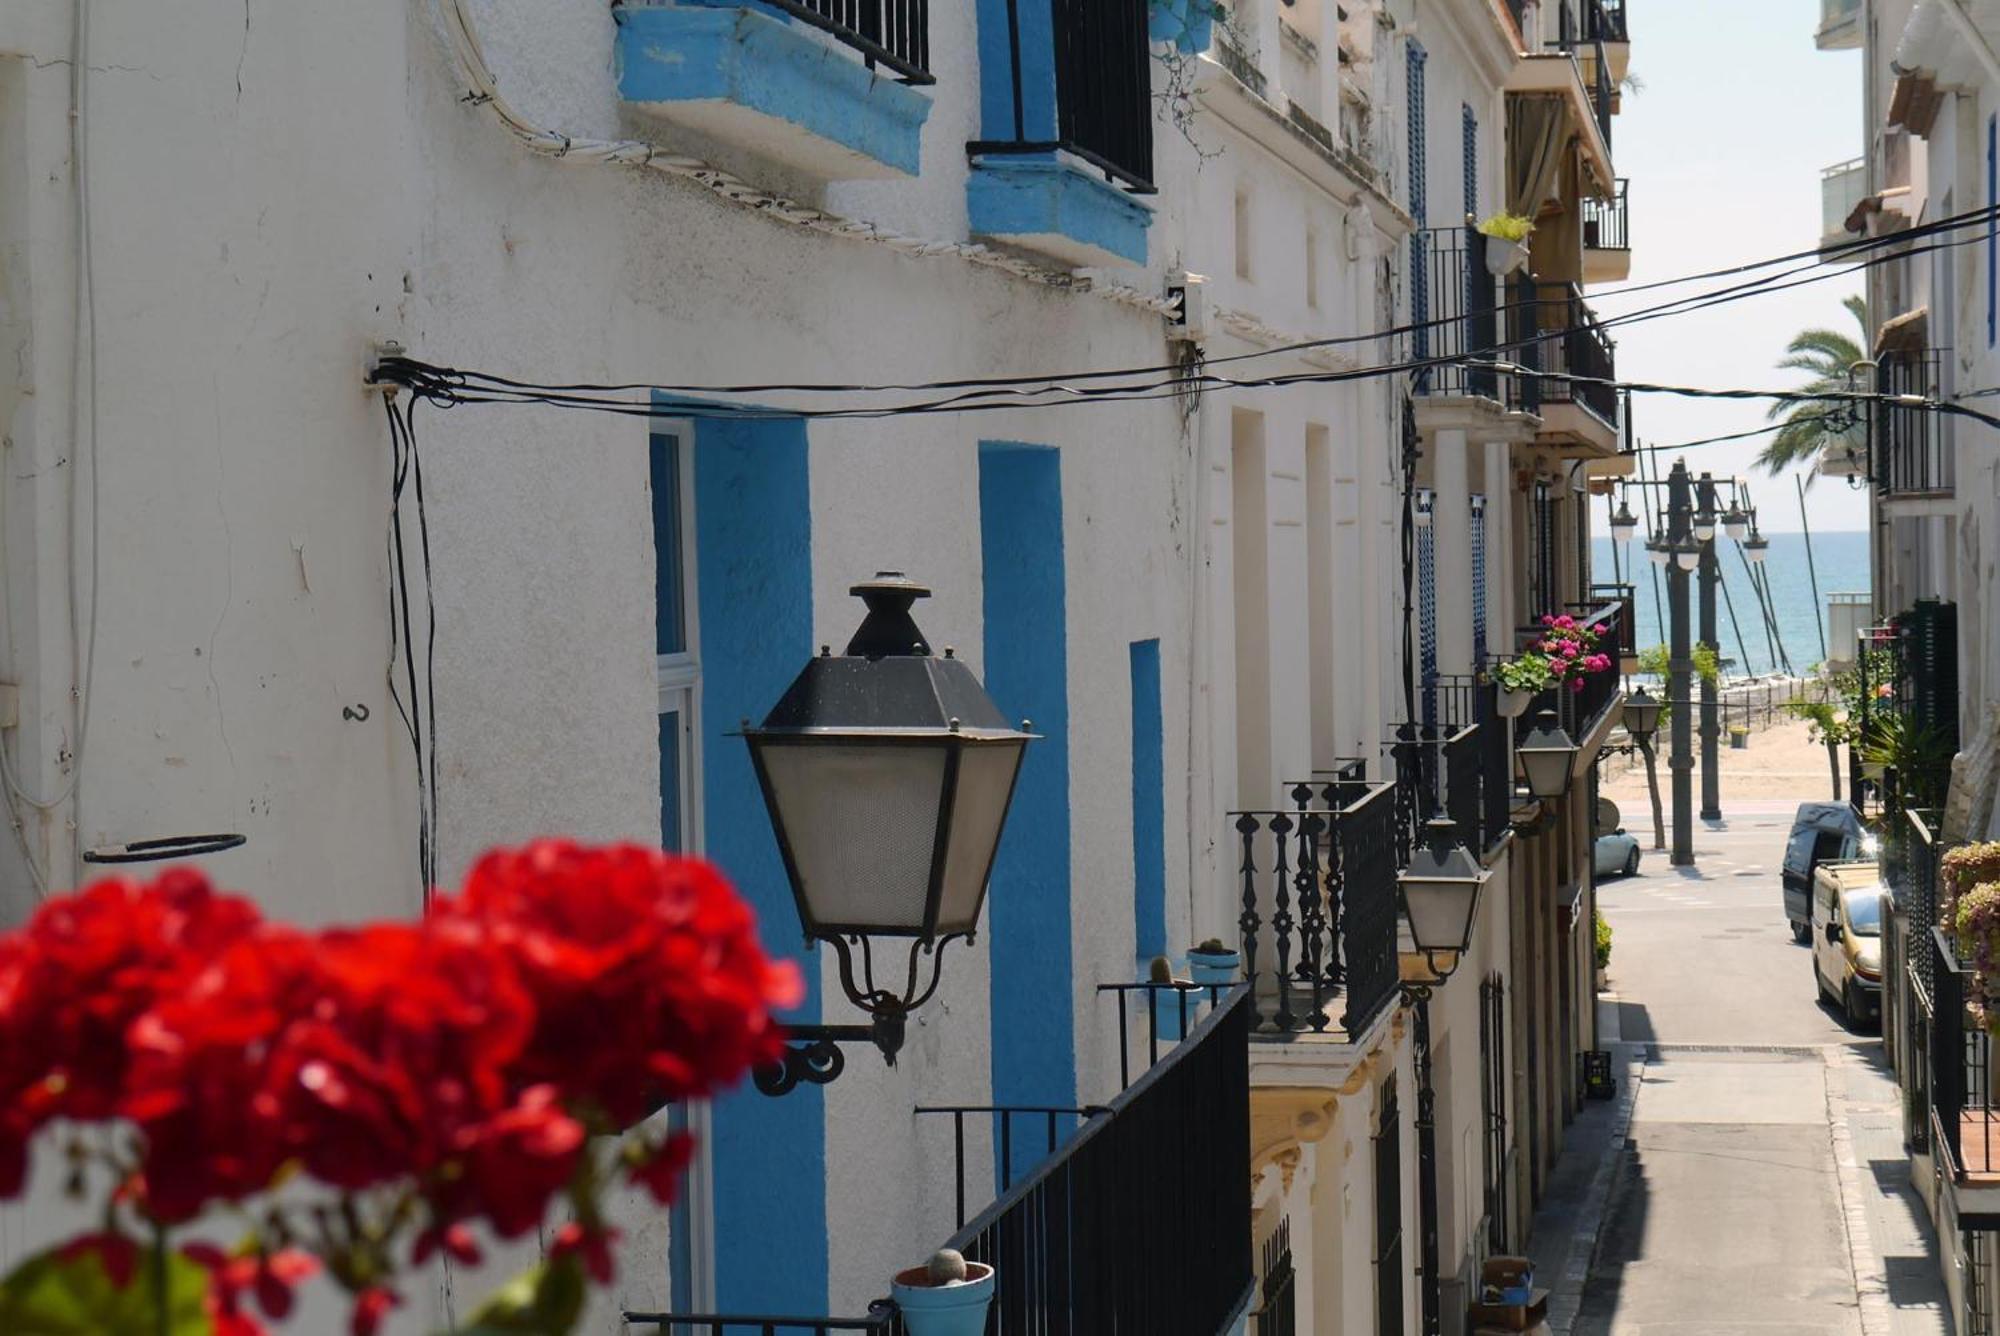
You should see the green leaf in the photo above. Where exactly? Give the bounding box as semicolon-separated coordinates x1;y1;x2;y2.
452;1257;587;1335
0;1243;212;1336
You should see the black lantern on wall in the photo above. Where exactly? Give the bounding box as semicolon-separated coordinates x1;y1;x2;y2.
1398;818;1489;963
1517;709;1580;800
1621;686;1662;743
741;574;1035;1095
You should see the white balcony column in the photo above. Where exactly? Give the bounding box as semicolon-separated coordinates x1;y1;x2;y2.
1432;429;1474;681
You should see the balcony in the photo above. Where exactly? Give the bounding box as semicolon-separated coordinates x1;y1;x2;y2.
1529;283;1620;455
1582;178;1631;283
629;986;1255;1335
1875;348;1953;506
1227;780;1403;1046
966;0;1155;267
1821;157;1867;251
1410;228;1535;427
1817;0;1862;50
1396;679;1516;864
1924;929;2000;1226
616;0;934;180
1514;595;1630;761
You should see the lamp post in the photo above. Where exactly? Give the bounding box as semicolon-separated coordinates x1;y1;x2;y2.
1697;473;1722;822
1397;817;1490;1336
1517;710;1579;801
1666;462;1695;865
740;573;1036;1096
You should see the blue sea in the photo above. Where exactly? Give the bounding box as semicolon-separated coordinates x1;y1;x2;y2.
1590;531;1870;679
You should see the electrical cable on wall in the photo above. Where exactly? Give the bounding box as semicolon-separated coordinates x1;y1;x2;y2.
383;397;441;899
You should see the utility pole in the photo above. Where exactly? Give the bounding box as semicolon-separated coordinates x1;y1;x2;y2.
1668;461;1695;866
1697;472;1721;822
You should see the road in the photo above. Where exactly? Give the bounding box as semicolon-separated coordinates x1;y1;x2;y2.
1566;799;1952;1336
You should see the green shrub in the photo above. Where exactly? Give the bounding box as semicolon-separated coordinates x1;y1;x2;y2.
1593;910;1613;971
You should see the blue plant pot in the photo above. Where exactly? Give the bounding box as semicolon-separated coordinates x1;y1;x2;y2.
893;1262;996;1336
1187;949;1240;988
1151;983;1203;1040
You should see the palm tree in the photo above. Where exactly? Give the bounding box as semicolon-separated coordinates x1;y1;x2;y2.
1756;294;1869;476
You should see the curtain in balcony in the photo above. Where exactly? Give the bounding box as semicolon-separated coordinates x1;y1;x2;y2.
1506;95;1566;219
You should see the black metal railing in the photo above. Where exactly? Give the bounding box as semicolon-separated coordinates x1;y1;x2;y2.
760;0;934;83
1908;808;1941;997
1930;928;1998;1182
1588;0;1628;41
1257;1219;1297;1336
968;0;1155;192
1875;348;1950;496
1096;980;1229;1092
1532;283;1619;430
1582;179;1630;253
942;987;1254;1336
1411;227;1503;402
1520;598;1625;742
1425;674;1482;732
913;1103;1096;1230
1231;782;1401;1039
1581;584;1637;662
626;1315;894;1335
1509;272;1543;416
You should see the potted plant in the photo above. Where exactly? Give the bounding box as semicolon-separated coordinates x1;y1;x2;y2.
1147;954;1202;1040
1728;723;1750;750
1941;842;2000;926
1188;936;1241;986
1593;910;1612;991
1492;655;1552;718
1475;211;1535;277
893;1249;996;1336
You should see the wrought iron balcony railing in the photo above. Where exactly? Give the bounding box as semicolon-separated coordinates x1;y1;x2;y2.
1588;0;1628;42
1517;596;1626;742
759;0;934;84
1582;179;1629;253
1411;228;1507;404
925;988;1255;1334
1874;348;1951;497
969;0;1155;191
1530;283;1619;431
1928;929;2000;1184
1230;782;1401;1041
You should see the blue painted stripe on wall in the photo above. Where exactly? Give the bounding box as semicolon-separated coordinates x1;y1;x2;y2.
1129;640;1165;961
975;0;1058;141
977;442;1074;1177
687;407;826;1316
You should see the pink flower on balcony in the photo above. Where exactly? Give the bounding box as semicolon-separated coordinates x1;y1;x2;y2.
1554;615;1578;630
1560;643;1580;659
1568;676;1586;694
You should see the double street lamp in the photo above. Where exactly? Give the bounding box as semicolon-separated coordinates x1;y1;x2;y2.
741;574;1036;1096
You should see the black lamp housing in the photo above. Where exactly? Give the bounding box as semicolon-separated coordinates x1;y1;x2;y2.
1398;817;1489;964
1517;709;1579;800
740;574;1035;1092
1621;686;1662;742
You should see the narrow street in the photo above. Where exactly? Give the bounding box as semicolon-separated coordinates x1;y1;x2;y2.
1556;801;1952;1336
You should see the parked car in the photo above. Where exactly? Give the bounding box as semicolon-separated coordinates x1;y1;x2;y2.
1592;799;1640;878
1593;829;1641;878
1810;860;1884;1023
1781;802;1872;943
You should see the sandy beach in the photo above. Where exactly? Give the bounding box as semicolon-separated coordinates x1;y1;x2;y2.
1597;716;1843;815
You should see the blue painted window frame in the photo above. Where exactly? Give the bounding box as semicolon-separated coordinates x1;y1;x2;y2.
1130;640;1166;961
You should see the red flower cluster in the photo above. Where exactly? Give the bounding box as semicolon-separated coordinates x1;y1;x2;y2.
0;842;801;1328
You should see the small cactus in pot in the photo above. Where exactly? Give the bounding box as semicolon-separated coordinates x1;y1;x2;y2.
892;1249;996;1336
1148;954;1201;1040
1186;936;1241;987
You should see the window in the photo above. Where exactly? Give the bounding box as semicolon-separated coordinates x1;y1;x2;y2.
1373;1078;1405;1336
1235;187;1253;280
649;426;712;1311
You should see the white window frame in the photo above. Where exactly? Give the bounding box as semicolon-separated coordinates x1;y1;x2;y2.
651;419;714;1312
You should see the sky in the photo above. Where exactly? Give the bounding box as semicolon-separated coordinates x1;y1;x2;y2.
1592;0;1866;532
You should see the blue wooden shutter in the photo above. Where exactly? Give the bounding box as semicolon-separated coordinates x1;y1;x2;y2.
1408;43;1430;364
1463;104;1478;221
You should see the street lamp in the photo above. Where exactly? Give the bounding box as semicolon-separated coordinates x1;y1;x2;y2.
1645;540;1669;567
1621;686;1662;743
1517;710;1579;800
1674;542;1700;572
1399;818;1489;964
1721;503;1750;541
1690;508;1716;543
1745;530;1770;563
1609;497;1638;542
741;573;1036;1095
1396;818;1488;1336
